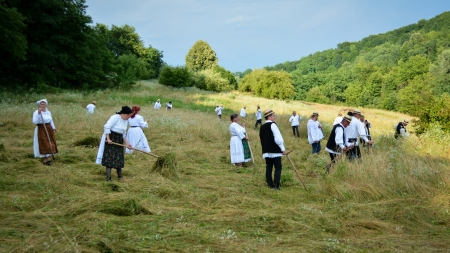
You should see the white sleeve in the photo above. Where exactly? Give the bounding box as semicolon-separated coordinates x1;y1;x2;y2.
139;116;148;128
32;111;42;124
271;123;285;152
335;127;346;148
289;116;293;122
103;115;119;135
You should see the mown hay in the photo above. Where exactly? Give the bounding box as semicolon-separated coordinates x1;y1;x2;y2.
151;152;178;178
73;136;99;147
99;199;153;216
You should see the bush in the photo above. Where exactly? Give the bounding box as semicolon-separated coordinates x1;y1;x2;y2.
158;65;191;88
238;69;295;100
197;69;234;92
115;54;153;88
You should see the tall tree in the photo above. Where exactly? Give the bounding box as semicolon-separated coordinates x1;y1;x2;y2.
185;40;218;72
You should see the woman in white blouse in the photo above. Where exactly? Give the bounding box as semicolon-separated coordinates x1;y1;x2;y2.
229;113;251;166
126;106;151;154
32;99;58;166
96;106;133;182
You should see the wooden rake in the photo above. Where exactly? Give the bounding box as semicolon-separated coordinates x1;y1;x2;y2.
285;150;308;192
111;142;159;158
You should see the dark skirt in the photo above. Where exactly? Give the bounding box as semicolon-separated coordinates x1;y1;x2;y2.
37;123;58;154
101;131;124;168
242;135;251;160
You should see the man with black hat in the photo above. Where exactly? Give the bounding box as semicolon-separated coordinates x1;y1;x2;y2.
344;109;373;159
394;119;409;139
259;109;287;190
325;115;353;172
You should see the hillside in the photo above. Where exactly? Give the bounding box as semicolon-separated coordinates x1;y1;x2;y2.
0;81;449;252
263;11;450;133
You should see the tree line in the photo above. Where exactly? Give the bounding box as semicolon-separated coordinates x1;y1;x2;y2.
263;11;450;133
0;0;163;90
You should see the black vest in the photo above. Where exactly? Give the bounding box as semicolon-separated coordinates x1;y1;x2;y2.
395;122;406;138
260;122;282;153
326;123;345;152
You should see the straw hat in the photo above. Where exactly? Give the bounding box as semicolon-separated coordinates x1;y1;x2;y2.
353;109;361;115
311;112;319;117
263;109;275;118
343;115;352;123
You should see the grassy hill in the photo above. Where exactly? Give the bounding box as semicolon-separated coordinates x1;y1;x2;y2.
1;80;449;252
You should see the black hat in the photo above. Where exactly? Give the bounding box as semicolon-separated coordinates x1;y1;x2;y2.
117;106;132;114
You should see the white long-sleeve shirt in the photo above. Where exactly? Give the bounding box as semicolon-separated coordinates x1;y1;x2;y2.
262;120;285;158
154;102;161;109
307;119;324;144
325;123;347;154
104;114;128;137
128;114;148;128
215;106;223;115
289;115;300;126
32;110;56;129
240;108;246;117
255;109;262;120
344;116;369;146
86;104;95;114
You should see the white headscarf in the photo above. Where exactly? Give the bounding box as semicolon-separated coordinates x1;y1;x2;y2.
36;99;48;105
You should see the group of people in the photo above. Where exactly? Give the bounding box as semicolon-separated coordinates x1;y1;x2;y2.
33;99;152;182
33;99;410;187
95;105;151;181
154;99;172;110
227;106;411;189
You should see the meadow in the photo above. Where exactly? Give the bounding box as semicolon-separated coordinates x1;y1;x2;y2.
1;80;449;252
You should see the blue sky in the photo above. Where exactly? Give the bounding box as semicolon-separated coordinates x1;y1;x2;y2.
85;0;450;72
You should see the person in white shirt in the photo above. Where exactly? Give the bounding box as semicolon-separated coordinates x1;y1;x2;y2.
86;101;96;114
289;111;301;138
240;107;247;117
333;112;343;125
154;99;161;109
96;106;133;182
126;106;151;154
395;119;409;139
359;113;372;148
325;115;353;173
166;102;172;111
254;105;262;129
259;109;287;190
32;99;58;166
307;112;324;154
229;114;251;166
215;105;224;119
344;110;373;159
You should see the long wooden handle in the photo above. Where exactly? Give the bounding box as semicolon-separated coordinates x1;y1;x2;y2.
111;142;159;158
285;152;308;192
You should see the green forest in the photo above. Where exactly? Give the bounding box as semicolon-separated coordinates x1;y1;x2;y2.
263;12;450;133
0;0;163;90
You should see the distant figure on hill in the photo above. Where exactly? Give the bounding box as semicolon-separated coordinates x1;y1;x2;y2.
344;110;373;159
307;112;324;154
394;119;409;139
154;99;161;109
215;105;224;119
32;99;58;166
333;112;343;125
86;101;96;114
254;105;262;129
259;109;286;190
240;106;247;118
126;106;151;154
166;102;172;111
325;115;353;173
96;106;133;182
229;114;251;167
289;111;301;138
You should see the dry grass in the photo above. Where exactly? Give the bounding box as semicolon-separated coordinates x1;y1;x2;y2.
0;80;449;252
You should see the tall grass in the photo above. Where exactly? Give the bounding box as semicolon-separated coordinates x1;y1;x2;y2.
0;80;449;252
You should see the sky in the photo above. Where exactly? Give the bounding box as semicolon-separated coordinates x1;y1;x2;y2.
85;0;450;72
